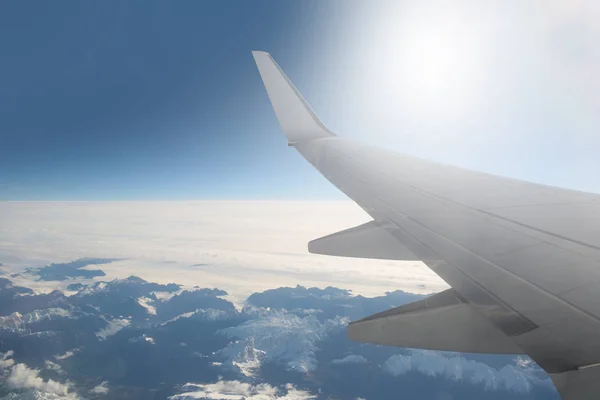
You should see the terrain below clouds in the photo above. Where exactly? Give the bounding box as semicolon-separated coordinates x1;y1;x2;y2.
0;263;558;400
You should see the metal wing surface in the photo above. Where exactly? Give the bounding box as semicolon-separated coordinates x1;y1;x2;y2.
252;50;600;399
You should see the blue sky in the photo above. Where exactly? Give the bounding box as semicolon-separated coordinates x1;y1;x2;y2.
0;1;344;200
2;1;600;200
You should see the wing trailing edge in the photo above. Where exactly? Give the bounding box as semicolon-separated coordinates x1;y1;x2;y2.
308;220;419;261
348;289;524;354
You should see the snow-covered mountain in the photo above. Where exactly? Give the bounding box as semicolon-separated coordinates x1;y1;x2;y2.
0;309;73;333
0;269;560;400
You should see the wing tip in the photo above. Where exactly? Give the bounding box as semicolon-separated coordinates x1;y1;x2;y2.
251;50;271;62
251;49;335;144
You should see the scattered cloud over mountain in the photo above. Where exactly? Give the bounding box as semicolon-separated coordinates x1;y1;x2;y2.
53;351;76;361
0;260;558;399
0;352;76;399
6;364;72;397
169;381;316;400
0;352;15;369
95;318;131;340
137;297;156;315
89;381;109;395
383;350;551;393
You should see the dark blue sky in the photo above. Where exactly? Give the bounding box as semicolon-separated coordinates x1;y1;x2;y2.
0;1;346;200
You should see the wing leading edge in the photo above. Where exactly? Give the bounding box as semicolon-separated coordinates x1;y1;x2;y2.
252;51;600;400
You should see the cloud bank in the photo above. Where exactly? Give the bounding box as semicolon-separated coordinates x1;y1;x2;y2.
0;201;446;303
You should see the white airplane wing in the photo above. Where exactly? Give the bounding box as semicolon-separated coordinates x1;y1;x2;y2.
252;51;600;400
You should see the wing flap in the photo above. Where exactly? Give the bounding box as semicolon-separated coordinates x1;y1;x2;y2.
348;289;524;354
308;220;419;261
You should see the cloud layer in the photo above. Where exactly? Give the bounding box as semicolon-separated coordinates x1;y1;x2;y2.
0;201;446;303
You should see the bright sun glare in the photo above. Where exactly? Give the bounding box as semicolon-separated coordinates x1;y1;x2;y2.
357;2;488;121
404;32;462;93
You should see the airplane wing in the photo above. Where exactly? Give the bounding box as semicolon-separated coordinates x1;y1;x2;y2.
252;51;600;400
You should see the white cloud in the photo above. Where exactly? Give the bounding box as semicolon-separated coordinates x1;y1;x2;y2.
54;350;77;361
90;381;110;395
219;310;347;374
383;350;551;393
137;296;157;315
44;360;64;375
0;350;15;369
0;202;446;304
169;380;315;400
331;355;368;365
0;352;77;399
6;363;75;398
95;318;130;340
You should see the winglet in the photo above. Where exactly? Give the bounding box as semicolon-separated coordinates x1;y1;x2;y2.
252;51;335;145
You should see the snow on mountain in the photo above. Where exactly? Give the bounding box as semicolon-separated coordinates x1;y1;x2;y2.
331;355;368;365
0;390;78;400
169;380;315;400
74;276;179;298
128;333;156;345
161;308;236;326
74;282;108;297
221;337;266;377
0;309;73;333
219;310;348;374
